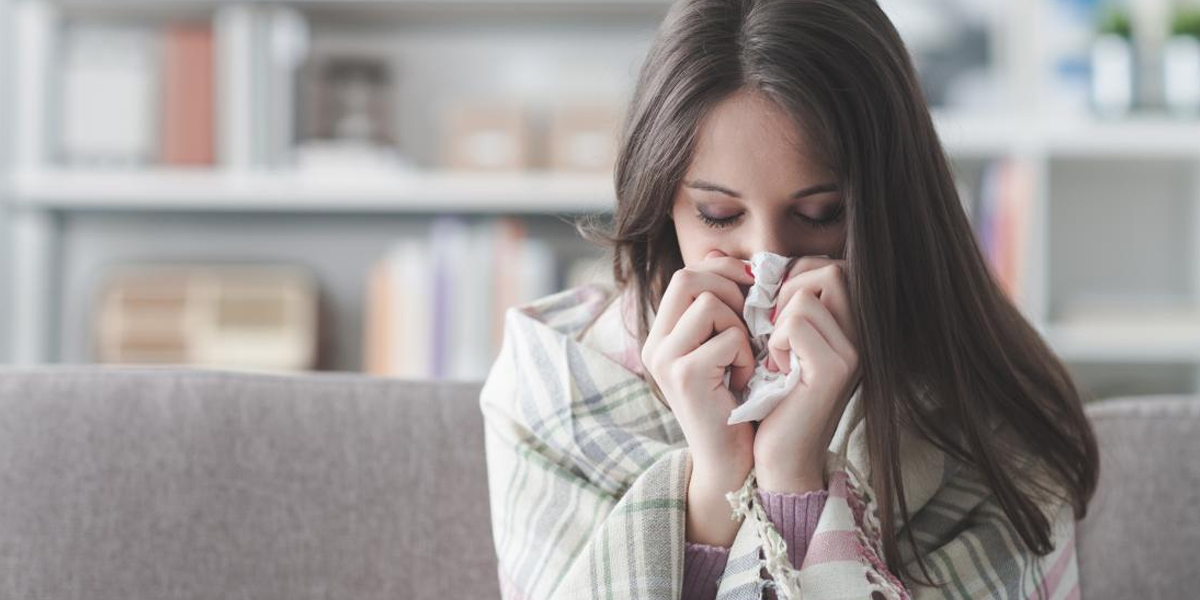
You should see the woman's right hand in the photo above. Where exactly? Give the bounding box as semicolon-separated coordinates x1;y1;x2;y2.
640;249;757;546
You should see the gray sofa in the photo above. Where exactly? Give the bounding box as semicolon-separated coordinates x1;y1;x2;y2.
0;366;1196;600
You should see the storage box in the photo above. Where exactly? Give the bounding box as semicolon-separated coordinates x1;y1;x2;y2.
546;103;620;172
439;102;533;171
95;265;319;372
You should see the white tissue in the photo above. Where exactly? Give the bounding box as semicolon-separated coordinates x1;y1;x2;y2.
722;251;804;424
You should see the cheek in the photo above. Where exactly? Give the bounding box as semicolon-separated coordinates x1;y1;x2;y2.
673;222;715;265
670;211;696;242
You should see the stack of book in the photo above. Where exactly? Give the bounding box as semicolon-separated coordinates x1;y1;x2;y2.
975;158;1033;305
55;6;307;169
364;217;609;381
58;21;215;166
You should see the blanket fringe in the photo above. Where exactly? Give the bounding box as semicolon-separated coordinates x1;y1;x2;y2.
724;459;912;600
724;468;806;599
840;458;911;600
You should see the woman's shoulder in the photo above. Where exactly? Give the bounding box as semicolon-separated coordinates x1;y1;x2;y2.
482;281;669;439
482;283;619;411
505;281;618;339
497;281;649;379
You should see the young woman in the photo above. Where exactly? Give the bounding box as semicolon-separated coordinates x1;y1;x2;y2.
479;0;1100;599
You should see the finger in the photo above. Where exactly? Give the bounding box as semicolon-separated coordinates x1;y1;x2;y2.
767;312;837;382
776;256;836;307
658;291;750;363
683;325;756;396
771;255;824;322
775;287;856;365
647;267;743;350
776;260;856;347
702;250;757;288
782;254;832;285
645;264;751;350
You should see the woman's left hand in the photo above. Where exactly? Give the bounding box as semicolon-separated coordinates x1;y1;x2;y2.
752;255;863;493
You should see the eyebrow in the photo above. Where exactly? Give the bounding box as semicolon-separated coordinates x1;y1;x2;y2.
684;178;839;199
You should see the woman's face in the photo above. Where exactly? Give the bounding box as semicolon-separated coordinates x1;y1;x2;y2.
671;88;846;266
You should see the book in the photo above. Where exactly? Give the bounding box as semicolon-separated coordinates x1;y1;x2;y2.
161;23;216;165
58;23;158;165
391;237;432;379
362;217;559;380
978;157;1031;305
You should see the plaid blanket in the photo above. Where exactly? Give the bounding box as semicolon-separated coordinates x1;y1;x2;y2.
479;283;1080;600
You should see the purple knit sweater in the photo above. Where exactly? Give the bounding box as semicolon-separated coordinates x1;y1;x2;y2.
682;487;828;600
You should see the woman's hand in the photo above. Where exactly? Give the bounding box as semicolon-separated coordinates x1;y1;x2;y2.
753;256;862;493
641;249;757;546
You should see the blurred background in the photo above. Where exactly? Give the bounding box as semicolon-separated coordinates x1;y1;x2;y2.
0;0;1198;401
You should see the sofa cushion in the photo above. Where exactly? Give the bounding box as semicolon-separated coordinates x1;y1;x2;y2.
0;366;497;600
1077;394;1200;600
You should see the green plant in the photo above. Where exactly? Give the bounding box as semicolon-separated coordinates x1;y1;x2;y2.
1171;7;1200;39
1097;3;1133;39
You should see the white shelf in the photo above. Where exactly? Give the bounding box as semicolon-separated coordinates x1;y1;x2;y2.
46;0;673;14
1045;321;1200;362
7;168;616;213
11;113;1200;214
1040;115;1200;158
283;0;671;5
932;110;1200;158
932;111;1027;157
50;0;671;4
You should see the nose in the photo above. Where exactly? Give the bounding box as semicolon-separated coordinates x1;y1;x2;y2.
734;219;799;261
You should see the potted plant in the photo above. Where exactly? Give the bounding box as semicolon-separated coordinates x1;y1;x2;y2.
1091;3;1135;118
1164;7;1200;116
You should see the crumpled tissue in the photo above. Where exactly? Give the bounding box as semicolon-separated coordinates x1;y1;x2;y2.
722;250;804;424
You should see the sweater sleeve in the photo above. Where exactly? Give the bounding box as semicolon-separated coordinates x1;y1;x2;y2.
682;542;732;600
681;487;828;600
756;487;829;567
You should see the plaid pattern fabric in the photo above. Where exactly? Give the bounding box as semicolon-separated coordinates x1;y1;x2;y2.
479;283;1080;600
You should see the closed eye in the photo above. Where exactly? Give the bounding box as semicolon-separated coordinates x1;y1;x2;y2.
695;204;844;230
695;210;740;229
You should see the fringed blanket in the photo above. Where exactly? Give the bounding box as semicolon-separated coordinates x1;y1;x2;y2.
479;283;1079;600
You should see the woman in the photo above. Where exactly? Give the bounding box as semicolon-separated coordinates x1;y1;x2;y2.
479;0;1099;598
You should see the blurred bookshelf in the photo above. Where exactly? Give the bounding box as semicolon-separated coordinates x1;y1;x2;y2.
2;0;1200;400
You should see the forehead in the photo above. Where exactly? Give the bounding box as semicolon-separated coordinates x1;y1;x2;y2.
687;89;830;183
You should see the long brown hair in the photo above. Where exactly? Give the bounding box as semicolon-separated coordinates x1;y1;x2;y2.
575;0;1099;589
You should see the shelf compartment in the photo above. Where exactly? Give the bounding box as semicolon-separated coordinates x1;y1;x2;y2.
1046;157;1198;331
